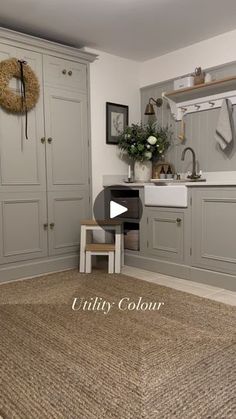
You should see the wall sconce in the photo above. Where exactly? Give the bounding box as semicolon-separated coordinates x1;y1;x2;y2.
144;97;163;115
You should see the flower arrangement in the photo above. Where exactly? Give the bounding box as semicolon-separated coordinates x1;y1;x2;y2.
118;121;171;162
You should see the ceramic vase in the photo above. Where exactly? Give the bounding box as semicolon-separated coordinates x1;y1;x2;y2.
134;160;152;182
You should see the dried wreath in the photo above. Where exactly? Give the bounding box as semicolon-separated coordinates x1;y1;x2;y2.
0;57;40;138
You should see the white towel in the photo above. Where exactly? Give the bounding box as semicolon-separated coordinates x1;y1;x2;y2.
215;99;234;150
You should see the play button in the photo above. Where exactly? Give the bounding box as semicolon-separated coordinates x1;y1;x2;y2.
110;201;128;218
93;185;143;231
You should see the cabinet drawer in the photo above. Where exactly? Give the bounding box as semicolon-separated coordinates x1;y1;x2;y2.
43;55;87;91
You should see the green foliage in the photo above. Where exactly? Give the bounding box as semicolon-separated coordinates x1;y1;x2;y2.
118;121;171;161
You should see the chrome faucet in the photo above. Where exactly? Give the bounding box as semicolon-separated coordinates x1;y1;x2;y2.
181;147;201;180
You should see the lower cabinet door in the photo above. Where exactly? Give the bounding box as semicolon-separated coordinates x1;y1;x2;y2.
47;190;89;255
192;188;236;275
146;208;184;262
0;192;48;264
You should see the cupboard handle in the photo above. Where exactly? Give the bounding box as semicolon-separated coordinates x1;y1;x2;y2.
41;137;46;144
47;137;53;144
50;222;55;229
176;218;182;224
68;70;72;76
62;69;66;75
43;223;48;230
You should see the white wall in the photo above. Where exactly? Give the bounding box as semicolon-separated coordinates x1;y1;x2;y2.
139;28;236;87
87;49;140;201
88;28;236;202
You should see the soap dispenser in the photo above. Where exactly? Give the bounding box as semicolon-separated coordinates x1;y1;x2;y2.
159;165;166;179
166;165;173;179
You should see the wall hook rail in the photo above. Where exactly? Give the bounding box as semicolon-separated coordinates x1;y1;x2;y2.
162;89;236;121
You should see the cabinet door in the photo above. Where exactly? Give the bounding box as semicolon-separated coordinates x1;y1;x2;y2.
0;193;48;264
0;46;46;192
192;188;236;275
146;208;184;262
48;190;89;255
44;87;89;190
43;55;87;92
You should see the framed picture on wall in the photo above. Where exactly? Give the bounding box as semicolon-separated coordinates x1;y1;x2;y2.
106;102;129;144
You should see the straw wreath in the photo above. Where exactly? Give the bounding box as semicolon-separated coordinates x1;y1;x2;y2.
0;57;39;113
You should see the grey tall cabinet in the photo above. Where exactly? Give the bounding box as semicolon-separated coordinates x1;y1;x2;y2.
0;28;96;282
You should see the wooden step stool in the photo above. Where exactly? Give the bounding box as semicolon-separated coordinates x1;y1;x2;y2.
79;220;123;274
85;243;115;273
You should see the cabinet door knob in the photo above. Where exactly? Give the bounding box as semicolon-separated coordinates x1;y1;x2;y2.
62;69;66;75
47;137;53;144
41;137;46;144
68;70;72;76
176;218;182;224
50;222;55;229
43;223;48;230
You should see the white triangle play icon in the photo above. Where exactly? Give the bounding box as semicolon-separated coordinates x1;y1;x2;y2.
110;201;128;219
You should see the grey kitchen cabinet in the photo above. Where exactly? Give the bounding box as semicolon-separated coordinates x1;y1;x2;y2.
44;87;88;191
145;207;185;263
0;46;46;193
0;28;95;280
43;55;87;92
192;188;236;275
47;190;89;256
0;192;48;264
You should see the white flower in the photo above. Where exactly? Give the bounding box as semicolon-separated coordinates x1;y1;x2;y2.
145;151;152;160
146;144;150;149
147;135;157;145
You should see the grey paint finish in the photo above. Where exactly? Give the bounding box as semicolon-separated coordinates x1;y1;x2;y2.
124;186;236;291
192;187;236;275
141;61;236;173
125;253;236;292
0;30;93;282
146;208;184;262
0;254;78;284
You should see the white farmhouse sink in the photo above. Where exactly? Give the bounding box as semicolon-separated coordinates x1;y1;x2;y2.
144;184;188;208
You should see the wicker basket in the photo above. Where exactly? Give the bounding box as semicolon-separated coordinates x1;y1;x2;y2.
124;230;139;251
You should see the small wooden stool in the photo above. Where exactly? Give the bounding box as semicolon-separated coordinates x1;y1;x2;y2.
85;244;115;273
79;220;123;274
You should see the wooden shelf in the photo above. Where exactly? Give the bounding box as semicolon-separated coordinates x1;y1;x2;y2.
165;76;236;102
162;76;236;121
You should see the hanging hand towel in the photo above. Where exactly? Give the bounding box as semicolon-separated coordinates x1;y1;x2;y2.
215;98;234;150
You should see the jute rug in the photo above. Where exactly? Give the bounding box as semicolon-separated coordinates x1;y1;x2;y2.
0;270;235;419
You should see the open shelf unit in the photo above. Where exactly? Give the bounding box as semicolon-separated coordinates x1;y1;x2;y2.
108;187;141;252
162;76;236;121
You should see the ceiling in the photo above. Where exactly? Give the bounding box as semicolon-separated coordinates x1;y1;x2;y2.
1;0;236;61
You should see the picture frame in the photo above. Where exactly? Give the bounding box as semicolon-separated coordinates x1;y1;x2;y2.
106;102;129;144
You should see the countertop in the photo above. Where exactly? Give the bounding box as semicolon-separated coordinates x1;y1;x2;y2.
103;172;236;187
103;181;236;187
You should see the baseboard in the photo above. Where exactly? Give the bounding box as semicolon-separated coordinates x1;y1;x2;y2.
190;267;236;291
125;254;190;279
0;254;78;284
2;252;235;292
125;253;236;292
